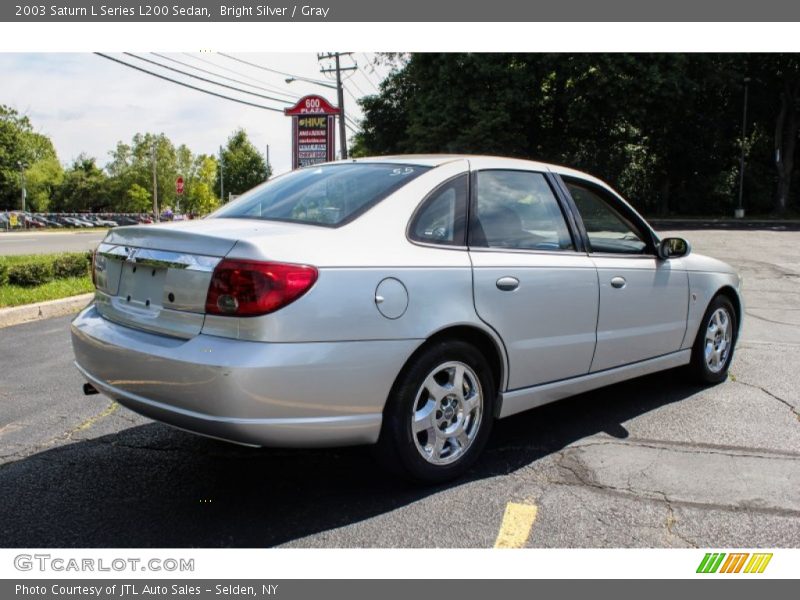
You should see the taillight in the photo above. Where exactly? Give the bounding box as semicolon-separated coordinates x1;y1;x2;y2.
205;259;318;317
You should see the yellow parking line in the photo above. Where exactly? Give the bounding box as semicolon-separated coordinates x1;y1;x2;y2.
494;502;538;549
73;402;119;433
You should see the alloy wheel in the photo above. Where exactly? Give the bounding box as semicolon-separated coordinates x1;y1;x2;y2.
410;361;483;465
704;307;733;373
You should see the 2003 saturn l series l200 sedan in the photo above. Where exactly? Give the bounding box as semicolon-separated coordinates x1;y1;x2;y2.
71;155;743;483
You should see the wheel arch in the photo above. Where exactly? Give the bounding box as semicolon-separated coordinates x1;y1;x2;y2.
392;323;508;417
715;285;743;338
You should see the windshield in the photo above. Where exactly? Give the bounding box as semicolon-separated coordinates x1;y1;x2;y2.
211;163;430;226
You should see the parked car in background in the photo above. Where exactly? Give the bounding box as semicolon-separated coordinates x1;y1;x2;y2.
72;156;742;483
114;216;141;226
21;215;44;228
55;216;81;228
32;215;63;228
82;215;119;227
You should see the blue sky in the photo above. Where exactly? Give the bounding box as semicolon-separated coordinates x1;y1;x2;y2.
0;52;386;174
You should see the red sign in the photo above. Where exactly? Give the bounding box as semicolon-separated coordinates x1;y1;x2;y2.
284;95;340;117
176;176;184;195
285;95;340;169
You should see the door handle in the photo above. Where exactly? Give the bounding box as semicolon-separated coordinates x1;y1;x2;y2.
496;276;520;291
610;276;627;289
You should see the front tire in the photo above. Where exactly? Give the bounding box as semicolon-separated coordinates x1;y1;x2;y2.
689;294;737;384
376;340;495;484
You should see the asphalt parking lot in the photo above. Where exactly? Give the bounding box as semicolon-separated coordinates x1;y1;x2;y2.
0;228;798;548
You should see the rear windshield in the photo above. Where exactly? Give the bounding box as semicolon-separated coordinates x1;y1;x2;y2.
211;163;430;227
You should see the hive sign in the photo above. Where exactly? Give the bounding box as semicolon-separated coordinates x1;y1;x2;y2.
284;95;341;169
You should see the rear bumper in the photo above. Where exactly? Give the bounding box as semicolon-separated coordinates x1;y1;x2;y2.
71;304;420;447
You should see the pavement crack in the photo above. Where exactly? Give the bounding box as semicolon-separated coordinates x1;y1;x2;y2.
659;492;699;548
572;437;800;460
733;379;800;423
744;311;800;327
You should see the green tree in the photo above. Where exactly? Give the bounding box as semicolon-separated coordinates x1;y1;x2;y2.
182;154;219;215
52;155;108;212
123;183;151;213
1;106;63;211
354;53;800;216
25;155;64;212
106;133;178;213
216;129;269;200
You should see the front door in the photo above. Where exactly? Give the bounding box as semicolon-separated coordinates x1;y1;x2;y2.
561;176;689;372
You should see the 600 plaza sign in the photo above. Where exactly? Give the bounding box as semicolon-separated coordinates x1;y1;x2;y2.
284;95;340;169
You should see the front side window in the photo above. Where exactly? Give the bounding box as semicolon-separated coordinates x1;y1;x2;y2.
564;178;649;254
212;163;430;227
471;170;574;251
409;174;468;246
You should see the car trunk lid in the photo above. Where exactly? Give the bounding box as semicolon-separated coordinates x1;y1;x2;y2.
93;220;268;339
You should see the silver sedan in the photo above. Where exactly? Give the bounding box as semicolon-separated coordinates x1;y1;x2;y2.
71;156;742;482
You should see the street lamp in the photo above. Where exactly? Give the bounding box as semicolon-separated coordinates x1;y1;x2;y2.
286;75;349;160
17;161;27;213
735;77;751;219
285;76;336;89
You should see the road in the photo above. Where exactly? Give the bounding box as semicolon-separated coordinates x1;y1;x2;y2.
0;230;107;255
0;228;798;547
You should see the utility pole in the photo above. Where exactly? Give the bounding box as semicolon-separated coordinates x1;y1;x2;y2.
17;161;27;213
736;77;751;219
219;145;224;202
318;52;357;159
151;144;159;222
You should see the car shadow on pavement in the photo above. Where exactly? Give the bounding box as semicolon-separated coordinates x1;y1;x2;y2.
0;367;705;548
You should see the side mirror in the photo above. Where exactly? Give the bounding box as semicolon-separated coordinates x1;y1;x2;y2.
657;237;691;260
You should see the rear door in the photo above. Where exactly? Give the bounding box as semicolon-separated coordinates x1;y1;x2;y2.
469;169;599;390
559;175;689;372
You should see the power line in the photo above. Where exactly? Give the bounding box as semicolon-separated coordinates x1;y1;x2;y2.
218;53;331;86
347;77;369;98
152;53;299;101
358;69;380;93
124;53;293;105
343;84;361;106
183;52;285;87
94;53;285;113
356;55;381;92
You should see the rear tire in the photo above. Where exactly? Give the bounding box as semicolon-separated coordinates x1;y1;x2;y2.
375;340;495;484
689;294;737;385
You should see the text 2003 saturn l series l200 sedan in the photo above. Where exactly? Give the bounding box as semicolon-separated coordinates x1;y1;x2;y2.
71;155;742;483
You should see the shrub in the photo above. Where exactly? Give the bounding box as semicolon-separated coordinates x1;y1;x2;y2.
8;261;54;287
53;253;91;279
0;262;7;286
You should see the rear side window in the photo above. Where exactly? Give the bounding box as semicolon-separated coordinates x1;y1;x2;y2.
212;163;430;227
470;170;574;251
409;174;468;246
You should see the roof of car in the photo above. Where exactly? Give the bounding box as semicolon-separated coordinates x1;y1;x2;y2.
341;154;604;185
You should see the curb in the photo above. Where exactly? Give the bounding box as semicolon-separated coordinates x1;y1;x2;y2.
0;293;94;329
